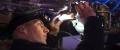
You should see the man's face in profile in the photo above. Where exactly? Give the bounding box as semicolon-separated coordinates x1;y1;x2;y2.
24;19;49;44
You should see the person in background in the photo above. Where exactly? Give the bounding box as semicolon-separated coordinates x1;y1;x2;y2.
75;2;104;50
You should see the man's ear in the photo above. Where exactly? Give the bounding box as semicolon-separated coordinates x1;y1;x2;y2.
22;26;28;34
16;25;28;35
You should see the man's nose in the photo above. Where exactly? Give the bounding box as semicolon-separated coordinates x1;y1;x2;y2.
44;27;49;33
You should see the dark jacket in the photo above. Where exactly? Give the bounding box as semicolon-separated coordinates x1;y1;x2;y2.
76;16;104;50
10;39;62;50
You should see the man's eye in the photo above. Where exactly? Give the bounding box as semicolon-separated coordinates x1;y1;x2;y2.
40;25;44;27
40;24;45;28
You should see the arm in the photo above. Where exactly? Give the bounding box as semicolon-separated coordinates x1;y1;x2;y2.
75;2;104;50
47;16;62;48
49;16;62;36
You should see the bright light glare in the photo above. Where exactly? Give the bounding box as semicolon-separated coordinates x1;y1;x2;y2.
61;6;68;11
72;12;84;33
80;1;86;3
58;6;68;13
58;14;73;21
72;20;84;33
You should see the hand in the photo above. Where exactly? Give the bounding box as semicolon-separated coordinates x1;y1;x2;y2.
75;2;96;19
49;15;62;36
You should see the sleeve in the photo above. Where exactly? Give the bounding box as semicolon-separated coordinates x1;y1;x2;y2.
46;33;62;48
76;16;104;50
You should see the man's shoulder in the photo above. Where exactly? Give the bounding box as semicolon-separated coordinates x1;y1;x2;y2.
10;39;62;50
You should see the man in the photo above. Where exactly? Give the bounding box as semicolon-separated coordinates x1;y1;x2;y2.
6;12;56;50
5;0;66;50
75;2;104;50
